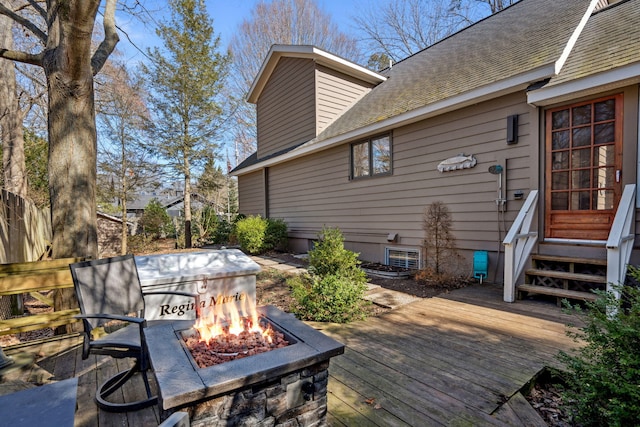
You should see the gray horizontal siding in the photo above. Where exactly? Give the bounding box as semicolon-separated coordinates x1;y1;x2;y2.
257;57;316;159
266;92;535;262
237;171;265;216
316;65;374;134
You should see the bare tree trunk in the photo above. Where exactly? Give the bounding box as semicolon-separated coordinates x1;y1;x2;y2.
0;0;118;333
0;14;27;198
184;158;192;248
121;190;128;255
44;4;100;333
45;46;98;259
120;136;128;255
0;13;27;318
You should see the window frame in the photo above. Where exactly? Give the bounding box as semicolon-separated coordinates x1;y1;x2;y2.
349;133;392;180
385;247;421;269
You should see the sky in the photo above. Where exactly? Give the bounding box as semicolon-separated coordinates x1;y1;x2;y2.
115;0;366;64
109;0;371;169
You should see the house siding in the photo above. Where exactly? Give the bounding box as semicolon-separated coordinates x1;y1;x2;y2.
257;57;316;159
265;92;535;278
315;65;374;135
238;170;265;217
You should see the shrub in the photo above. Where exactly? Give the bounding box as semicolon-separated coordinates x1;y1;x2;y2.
289;273;368;323
212;218;233;244
128;234;160;253
308;227;364;280
139;199;173;238
414;267;469;289
264;218;288;251
234;215;288;254
235;215;268;254
558;271;640;427
192;205;220;245
289;227;369;323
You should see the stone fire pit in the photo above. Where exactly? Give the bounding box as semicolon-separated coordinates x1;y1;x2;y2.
145;305;344;426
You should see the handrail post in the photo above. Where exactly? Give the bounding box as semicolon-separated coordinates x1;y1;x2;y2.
606;184;636;301
503;190;539;302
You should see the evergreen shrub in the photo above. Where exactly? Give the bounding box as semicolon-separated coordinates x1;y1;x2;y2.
558;269;640;427
264;218;288;252
288;227;369;323
235;215;268;254
235;215;288;254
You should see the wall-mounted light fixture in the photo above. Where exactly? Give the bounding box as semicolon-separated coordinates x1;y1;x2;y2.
507;114;518;145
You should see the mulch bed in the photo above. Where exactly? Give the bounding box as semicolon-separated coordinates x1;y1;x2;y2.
262;251;462;299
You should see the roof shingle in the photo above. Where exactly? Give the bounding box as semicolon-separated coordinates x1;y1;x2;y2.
313;0;593;143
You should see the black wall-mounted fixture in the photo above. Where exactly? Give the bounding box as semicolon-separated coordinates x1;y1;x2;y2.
507;114;518;145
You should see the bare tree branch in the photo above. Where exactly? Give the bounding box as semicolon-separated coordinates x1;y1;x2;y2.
0;47;42;66
228;0;360;163
25;0;46;20
91;0;119;75
0;2;47;42
355;0;517;62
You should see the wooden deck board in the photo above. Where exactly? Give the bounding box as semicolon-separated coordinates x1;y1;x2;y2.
117;358;161;426
332;348;502;426
327;378;387;427
324;323;515;412
321;285;580;426
0;284;580;426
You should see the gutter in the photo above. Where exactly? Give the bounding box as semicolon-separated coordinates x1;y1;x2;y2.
528;62;640;106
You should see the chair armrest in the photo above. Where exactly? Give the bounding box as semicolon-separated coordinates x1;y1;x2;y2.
74;313;145;324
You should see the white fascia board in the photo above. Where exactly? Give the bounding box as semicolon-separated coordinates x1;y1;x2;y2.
554;0;601;74
528;62;640;106
246;45;386;104
233;64;555;177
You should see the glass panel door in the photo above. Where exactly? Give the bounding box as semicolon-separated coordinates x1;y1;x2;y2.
545;94;623;240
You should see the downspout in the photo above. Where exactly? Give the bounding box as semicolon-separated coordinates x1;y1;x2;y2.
264;167;269;218
637;91;640;209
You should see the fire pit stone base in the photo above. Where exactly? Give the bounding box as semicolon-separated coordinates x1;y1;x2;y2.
162;360;330;427
146;306;344;427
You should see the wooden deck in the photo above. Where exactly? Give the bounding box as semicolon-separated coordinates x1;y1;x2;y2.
0;284;581;426
322;284;580;426
1;335;161;426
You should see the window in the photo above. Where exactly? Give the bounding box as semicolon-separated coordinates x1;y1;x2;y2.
351;134;391;179
547;95;621;212
385;247;420;269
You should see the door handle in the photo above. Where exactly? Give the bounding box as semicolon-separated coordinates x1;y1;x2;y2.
616;170;621;183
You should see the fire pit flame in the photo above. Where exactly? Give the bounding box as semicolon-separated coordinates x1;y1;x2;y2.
186;298;289;368
194;291;263;344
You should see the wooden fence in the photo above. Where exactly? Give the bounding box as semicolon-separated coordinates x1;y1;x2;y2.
0;190;51;320
0;189;51;264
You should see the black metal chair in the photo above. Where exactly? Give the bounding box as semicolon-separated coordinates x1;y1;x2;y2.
70;254;199;412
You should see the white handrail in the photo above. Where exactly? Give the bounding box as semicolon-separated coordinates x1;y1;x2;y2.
606;184;636;300
503;190;539;302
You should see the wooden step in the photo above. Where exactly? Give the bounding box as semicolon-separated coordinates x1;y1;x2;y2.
530;254;607;266
517;284;599;303
525;268;606;284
